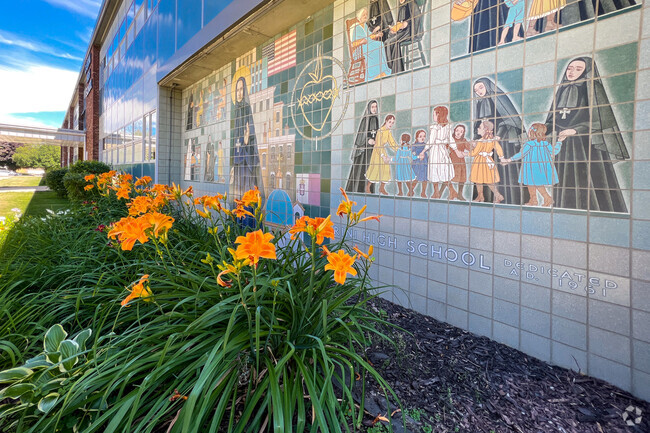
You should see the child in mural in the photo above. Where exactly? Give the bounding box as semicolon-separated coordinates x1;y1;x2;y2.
498;0;525;45
470;120;505;203
216;78;227;121
350;8;391;81
216;140;225;183
394;133;417;196
411;129;429;198
186;91;194;131
184;139;192;181
545;57;629;212
231;73;264;199
365;114;398;196
473;77;527;204
449;124;471;201
204;135;215;182
501;123;567;206
196;89;205;127
525;0;565;36
420;106;464;200
384;0;423;74
346;100;380;193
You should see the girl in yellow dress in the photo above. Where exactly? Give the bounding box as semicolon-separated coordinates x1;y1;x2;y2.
470;120;505;203
365;114;398;195
526;0;566;36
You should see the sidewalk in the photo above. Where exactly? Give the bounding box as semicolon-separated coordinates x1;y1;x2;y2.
0;186;50;193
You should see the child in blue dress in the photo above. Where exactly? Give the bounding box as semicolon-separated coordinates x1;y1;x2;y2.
501;123;568;207
411;129;428;198
394;133;417;196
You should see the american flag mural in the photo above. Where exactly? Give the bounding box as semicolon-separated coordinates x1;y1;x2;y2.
264;30;296;76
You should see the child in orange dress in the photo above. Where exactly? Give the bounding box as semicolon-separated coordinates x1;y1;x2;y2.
470;120;505;203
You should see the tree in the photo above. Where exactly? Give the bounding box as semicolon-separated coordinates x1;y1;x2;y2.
0;142;23;169
12;144;61;170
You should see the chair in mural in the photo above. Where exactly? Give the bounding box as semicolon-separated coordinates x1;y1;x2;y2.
400;0;427;70
345;18;366;85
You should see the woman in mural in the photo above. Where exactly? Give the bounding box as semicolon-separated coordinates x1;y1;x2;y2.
545;57;629;212
473;77;527;204
368;0;395;52
470;120;505;203
365;114;398;195
501;123;567;207
346;100;380;193
384;0;423;74
186;92;194;131
450;124;471;201
204;135;215;182
420;106;463;199
468;0;508;52
231;74;264;199
411;129;429;198
351;8;391;81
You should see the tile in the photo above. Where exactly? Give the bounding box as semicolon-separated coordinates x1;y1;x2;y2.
632;279;650;312
521;307;551;338
588;244;630;278
552;316;587;350
493;276;520;303
632;220;650;251
449;203;469;226
589;327;631;365
631;190;650;220
521;209;552;237
524;61;556;90
428;221;448;243
447;286;468;310
495;207;521;232
428;261;448;283
410;256;429;278
469;292;492;318
427;299;447;322
633;310;650;343
589;216;630;249
469;205;494;230
520;331;551;363
633;339;650;374
469;269;493;296
447;305;468;329
494;299;519;328
551;239;587;270
632;250;650;281
410;275;428;298
552;341;587;373
552;212;588;242
470;227;494;251
411;293;428;315
428;279;447;302
469;314;492;338
632;369;650;401
553;291;587;323
448;262;469;287
493;231;520;256
521;235;551;262
493;321;519;349
588;300;630;336
588;354;631;391
448;224;469;247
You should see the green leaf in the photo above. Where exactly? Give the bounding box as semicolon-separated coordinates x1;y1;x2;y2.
23;354;52;369
73;329;92;351
1;383;35;399
59;340;79;372
46;351;60;364
37;392;60;413
0;367;33;384
41;378;66;394
44;324;67;353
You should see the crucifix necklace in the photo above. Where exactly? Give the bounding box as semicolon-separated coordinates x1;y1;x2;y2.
559;107;570;119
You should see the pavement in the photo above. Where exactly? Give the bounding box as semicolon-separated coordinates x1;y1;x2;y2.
0;186;50;193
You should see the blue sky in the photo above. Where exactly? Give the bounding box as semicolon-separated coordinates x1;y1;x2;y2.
0;0;101;128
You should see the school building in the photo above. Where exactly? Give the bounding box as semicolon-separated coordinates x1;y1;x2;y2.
62;0;650;399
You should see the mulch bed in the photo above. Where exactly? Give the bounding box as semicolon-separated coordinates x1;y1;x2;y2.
358;297;649;433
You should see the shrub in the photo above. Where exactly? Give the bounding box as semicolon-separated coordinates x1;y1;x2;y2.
12;145;60;170
68;160;111;175
44;168;68;198
0;175;398;432
63;171;94;202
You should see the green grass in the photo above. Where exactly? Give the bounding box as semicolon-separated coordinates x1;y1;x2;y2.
0;175;44;187
0;191;69;219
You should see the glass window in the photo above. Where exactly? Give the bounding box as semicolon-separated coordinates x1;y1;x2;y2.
177;0;201;50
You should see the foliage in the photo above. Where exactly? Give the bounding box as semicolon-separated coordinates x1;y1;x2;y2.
62;161;112;202
12;145;60;170
44;168;68;198
67;160;111;175
0;142;23;169
0;175;398;432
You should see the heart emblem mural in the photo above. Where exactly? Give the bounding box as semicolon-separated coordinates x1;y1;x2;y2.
291;51;349;140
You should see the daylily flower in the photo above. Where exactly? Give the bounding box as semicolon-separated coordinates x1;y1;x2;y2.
359;214;382;223
84;185;94;191
128;196;154;216
116;186;131;200
234;230;276;265
108;216;151;251
336;188;356;217
232;205;254;219
84;174;95;182
196;207;211;219
142;212;174;238
289;215;335;245
353;244;374;259
121;274;153;306
324;249;357;284
135;176;152;186
240;187;261;208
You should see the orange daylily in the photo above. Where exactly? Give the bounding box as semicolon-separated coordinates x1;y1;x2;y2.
135;176;152;186
240;187;261;207
324;249;357;284
121;274;153;306
143;212;174;238
84;174;95;182
84;185;94;191
359;214;382;223
336;188;356;217
289;215;335;245
232;205;254;219
196;207;211;219
128;196;154;216
116;186;131;200
108;216;151;251
353;244;374;259
234;230;276;265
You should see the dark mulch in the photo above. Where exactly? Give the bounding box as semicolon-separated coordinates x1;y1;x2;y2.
358;297;649;433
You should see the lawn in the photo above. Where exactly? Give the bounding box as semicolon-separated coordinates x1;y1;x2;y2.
0;191;69;219
0;175;44;187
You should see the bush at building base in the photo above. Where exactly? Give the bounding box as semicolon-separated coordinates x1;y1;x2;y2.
0;173;398;433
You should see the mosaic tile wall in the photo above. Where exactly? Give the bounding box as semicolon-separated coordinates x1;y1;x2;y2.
173;0;650;399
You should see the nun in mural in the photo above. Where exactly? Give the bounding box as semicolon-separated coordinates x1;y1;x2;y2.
473;77;528;205
384;0;423;74
231;75;264;199
204;135;215;182
346;100;380;193
368;0;395;44
468;0;508;53
186;92;194;131
545;57;629;212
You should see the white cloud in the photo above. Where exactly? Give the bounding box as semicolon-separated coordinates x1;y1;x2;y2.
42;0;102;19
0;31;83;62
0;64;78;128
0;113;61;129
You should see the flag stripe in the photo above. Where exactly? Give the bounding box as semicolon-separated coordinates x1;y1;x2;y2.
268;30;296;76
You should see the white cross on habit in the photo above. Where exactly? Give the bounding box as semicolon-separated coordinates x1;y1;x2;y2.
559;107;570;119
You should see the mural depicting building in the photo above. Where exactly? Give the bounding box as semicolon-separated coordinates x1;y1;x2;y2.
64;0;650;401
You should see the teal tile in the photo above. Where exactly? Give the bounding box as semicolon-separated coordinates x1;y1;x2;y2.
590;215;630;247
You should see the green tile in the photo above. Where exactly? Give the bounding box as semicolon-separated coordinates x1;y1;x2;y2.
596;42;637;75
603;73;636;104
450;101;470;123
523;88;553;115
380;94;396;112
451;80;471;102
497;69;523;93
